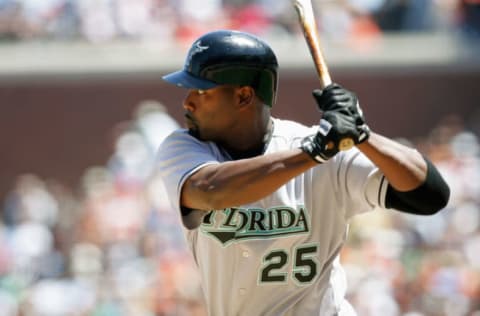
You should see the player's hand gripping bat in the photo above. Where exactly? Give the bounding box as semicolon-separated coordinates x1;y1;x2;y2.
292;0;354;151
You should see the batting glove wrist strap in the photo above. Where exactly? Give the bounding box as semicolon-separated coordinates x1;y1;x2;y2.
300;119;339;163
356;123;371;144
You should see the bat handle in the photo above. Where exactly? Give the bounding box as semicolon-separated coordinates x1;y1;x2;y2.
338;138;355;151
312;44;354;151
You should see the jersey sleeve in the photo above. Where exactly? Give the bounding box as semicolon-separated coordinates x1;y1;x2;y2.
155;130;221;227
334;148;390;219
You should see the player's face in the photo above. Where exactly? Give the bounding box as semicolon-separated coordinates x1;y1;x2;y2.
182;85;242;141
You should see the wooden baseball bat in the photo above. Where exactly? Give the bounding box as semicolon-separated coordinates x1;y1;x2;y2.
292;0;354;151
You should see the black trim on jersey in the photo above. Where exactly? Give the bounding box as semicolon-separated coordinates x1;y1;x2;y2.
180;206;208;230
378;175;386;206
181;206;194;216
385;157;450;215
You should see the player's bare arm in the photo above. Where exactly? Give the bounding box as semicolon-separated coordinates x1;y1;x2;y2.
357;132;426;191
181;148;316;211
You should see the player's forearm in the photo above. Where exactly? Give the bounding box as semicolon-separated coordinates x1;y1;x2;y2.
181;149;317;211
357;132;427;191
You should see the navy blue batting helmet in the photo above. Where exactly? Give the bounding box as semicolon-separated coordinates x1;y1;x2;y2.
162;30;279;107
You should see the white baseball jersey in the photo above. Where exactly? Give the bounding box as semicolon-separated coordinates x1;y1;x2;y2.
156;118;389;316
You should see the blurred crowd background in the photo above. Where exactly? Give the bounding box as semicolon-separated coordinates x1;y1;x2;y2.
1;0;480;315
0;0;479;44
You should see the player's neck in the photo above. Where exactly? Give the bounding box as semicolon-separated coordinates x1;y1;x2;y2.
221;118;274;160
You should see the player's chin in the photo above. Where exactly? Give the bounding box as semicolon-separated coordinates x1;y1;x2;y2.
186;122;210;141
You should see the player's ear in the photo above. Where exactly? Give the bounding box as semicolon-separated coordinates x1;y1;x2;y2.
236;86;255;107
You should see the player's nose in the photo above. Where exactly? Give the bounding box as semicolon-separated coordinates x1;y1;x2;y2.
182;91;196;112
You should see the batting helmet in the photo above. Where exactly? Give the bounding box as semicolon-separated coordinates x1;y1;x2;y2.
162;30;279;107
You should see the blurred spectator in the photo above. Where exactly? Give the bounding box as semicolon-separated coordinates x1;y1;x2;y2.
316;0;382;50
430;0;459;32
133;99;180;154
173;0;230;46
458;0;480;40
257;0;298;36
0;1;30;40
112;0;154;39
0;288;18;316
48;0;81;40
228;2;271;36
317;1;357;40
76;0;116;43
22;278;96;315
373;0;435;32
17;0;65;38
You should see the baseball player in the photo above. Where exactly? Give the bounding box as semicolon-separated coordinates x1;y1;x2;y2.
156;30;450;315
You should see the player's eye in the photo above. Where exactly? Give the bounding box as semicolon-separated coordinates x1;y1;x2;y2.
197;89;206;95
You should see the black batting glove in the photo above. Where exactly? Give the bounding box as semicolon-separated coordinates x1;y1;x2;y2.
300;84;370;163
313;83;370;145
301;114;362;163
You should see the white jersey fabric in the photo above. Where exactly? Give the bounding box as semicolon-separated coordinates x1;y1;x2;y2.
156;118;389;316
